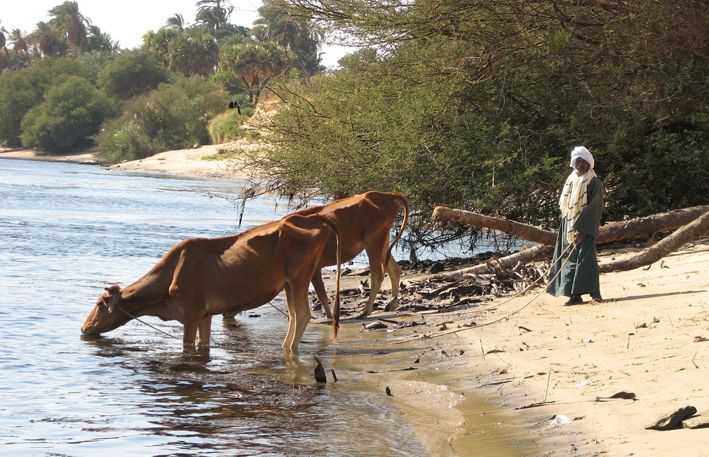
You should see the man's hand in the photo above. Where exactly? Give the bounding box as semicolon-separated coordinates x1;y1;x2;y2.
574;232;586;248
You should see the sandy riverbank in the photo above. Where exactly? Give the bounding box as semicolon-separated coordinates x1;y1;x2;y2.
0;142;255;180
329;241;709;456
5;144;708;455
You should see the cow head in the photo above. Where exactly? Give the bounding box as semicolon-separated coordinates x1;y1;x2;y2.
81;285;130;336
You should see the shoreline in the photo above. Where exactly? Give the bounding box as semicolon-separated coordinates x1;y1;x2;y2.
5;145;708;455
331;242;709;456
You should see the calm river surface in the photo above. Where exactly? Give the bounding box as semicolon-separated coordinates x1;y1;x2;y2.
0;159;438;456
0;158;533;457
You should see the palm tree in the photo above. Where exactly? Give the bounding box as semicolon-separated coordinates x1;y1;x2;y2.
31;21;68;57
195;0;233;38
0;23;9;70
9;29;32;62
86;25;116;53
49;1;88;49
166;13;185;31
252;1;324;75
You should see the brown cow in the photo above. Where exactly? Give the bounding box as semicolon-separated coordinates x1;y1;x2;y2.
81;213;341;351
298;191;408;320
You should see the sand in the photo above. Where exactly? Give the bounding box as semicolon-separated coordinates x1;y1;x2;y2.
5;144;708;456
332;242;709;456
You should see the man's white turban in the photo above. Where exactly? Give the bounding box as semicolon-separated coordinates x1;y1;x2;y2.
569;146;594;169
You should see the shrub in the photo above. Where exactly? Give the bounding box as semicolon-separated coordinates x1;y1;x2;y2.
0;58;95;146
207;100;254;144
96;76;227;162
20;76;116;152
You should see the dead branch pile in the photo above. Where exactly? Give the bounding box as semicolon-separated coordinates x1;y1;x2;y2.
320;260;546;316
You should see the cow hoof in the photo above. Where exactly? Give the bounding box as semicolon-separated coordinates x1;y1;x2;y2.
383;297;399;312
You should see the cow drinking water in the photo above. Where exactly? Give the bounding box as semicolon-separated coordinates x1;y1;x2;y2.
81;213;341;351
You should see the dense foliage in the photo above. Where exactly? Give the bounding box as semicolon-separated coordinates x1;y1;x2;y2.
20;75;116;152
254;0;708;231
97;50;169;99
0;58;95;146
95;77;227;162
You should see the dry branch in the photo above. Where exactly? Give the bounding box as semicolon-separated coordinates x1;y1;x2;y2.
430;244;552;280
600;211;709;273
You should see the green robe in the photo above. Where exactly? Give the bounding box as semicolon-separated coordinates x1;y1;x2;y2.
547;177;604;297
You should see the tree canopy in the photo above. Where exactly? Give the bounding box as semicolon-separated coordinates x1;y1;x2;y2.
249;0;708;238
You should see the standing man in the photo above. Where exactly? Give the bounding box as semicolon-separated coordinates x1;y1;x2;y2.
547;146;604;305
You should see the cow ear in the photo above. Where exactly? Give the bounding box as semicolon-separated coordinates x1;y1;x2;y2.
103;285;121;313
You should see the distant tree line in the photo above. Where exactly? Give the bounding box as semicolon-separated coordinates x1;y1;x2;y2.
0;0;322;158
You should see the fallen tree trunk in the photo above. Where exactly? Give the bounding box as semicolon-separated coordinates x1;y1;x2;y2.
430;244;553;280
431;206;556;245
431;205;709;246
598;205;709;244
600;211;709;273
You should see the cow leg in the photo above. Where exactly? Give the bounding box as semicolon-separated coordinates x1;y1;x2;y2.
383;256;402;311
282;284;297;350
197;315;212;347
182;319;198;348
284;282;311;352
361;240;387;317
311;271;333;320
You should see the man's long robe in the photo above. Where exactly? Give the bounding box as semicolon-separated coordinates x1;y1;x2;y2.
547;177;604;297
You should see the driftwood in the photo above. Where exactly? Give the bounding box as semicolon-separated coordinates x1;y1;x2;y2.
431;205;708;277
430;244;552;280
432;205;709;246
600;211;709;272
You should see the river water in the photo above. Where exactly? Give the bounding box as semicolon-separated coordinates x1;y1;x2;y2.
0;158;530;456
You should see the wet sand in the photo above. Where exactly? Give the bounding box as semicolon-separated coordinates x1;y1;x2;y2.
5;144;709;456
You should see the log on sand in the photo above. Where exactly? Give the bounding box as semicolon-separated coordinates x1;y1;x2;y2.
600;211;709;273
431;205;709;246
431;206;708;276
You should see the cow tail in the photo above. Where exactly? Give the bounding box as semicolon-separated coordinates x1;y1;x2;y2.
384;193;410;267
319;216;342;341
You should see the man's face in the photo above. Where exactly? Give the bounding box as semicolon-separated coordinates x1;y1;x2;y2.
574;158;590;175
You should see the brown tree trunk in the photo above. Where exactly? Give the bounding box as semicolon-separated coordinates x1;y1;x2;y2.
600;211;709;273
431;205;709;246
431;206;556;244
431;244;553;280
597;206;709;244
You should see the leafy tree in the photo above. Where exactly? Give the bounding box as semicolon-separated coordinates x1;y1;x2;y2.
0;57;94;146
97;50;169;99
251;0;708;246
219;40;291;104
20;75;116;152
144;26;218;75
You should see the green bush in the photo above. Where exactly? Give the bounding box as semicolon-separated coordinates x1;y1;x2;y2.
20;76;116;152
207;100;254;144
96;76;228;162
0;58;95;146
97;50;170;99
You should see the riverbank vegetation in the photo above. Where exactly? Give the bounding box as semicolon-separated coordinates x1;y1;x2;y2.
1;1;707;252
